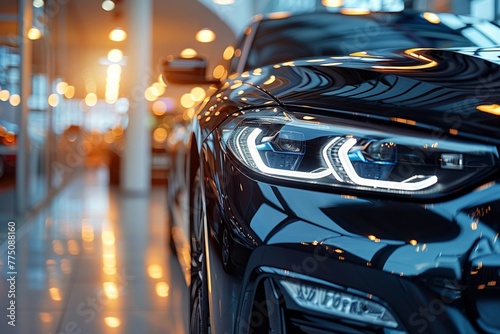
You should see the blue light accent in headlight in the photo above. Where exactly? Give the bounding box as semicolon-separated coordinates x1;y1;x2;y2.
348;140;398;180
256;130;305;170
222;109;499;197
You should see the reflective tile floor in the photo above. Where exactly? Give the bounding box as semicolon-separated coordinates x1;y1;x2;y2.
0;167;188;334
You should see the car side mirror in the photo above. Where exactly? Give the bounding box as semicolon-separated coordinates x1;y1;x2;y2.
162;55;220;85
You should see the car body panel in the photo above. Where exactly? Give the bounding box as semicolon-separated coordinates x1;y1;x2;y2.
165;10;500;334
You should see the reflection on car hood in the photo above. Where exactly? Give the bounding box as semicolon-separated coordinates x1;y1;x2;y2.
239;47;500;144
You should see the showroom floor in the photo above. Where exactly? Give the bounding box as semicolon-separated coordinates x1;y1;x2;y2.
0;167;188;334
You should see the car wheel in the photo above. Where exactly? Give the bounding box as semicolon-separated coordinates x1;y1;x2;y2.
190;168;210;334
221;226;234;273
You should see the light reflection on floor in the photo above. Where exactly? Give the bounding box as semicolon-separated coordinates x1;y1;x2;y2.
0;168;188;334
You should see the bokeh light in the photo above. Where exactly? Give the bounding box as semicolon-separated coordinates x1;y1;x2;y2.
102;0;115;11
195;28;216;43
85;93;97;107
107;49;123;63
9;94;21;106
48;93;59;107
28;27;42;40
109;27;127;42
180;48;197;58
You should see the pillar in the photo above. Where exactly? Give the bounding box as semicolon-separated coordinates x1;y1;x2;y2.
121;0;152;195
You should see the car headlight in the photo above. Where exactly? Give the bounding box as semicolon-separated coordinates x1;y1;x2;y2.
221;108;499;197
280;279;399;328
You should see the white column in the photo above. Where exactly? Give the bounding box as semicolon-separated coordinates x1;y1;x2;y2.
121;0;152;194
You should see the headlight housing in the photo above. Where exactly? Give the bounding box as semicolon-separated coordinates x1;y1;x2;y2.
221;108;499;198
280;279;399;328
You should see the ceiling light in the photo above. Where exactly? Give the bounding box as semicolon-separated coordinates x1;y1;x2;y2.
33;0;44;8
195;28;216;43
102;0;115;11
28;27;42;40
107;49;123;63
180;48;197;58
109;27;127;42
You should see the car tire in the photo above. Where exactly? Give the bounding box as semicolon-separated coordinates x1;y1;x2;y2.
190;168;210;334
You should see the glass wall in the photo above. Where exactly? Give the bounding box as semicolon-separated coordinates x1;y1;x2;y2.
0;0;84;226
0;1;21;218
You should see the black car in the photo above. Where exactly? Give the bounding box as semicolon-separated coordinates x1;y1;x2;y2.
164;10;500;334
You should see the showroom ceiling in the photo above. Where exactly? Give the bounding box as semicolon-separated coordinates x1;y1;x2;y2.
53;0;236;100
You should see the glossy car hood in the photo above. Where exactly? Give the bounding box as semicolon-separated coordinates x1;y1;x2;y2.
238;47;500;144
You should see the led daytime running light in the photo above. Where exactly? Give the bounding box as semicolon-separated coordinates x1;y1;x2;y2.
246;128;331;179
245;129;438;190
335;137;438;191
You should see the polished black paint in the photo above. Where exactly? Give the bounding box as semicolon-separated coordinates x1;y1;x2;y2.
165;11;500;334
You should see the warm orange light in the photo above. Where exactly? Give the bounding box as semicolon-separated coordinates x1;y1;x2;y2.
39;312;53;323
103;282;119;299
263;75;276;85
3;132;15;145
223;46;235;60
477;104;500;116
322;0;343;7
180;48;197;58
180;93;195;108
60;259;71;274
85;93;97;107
28;27;42;40
196;28;216;43
267;12;292;19
104;317;121;328
151;82;166;96
213;65;226;79
0;90;10;101
52;240;65;255
109;27;127;42
373;49;438;70
49;288;62;301
67;240;80;255
48;94;59;107
107;49;123;63
409;240;418;246
56;81;68;94
155;282;170;297
102;253;116;268
158;74;167;87
340;8;371;15
152;100;167;116
102;230;115;246
147;264;163;279
144;87;158;102
423;12;441;24
153;127;168;143
190;87;206;102
64;85;75;99
9;94;21;106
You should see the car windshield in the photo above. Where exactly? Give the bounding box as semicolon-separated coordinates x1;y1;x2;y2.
244;11;500;70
